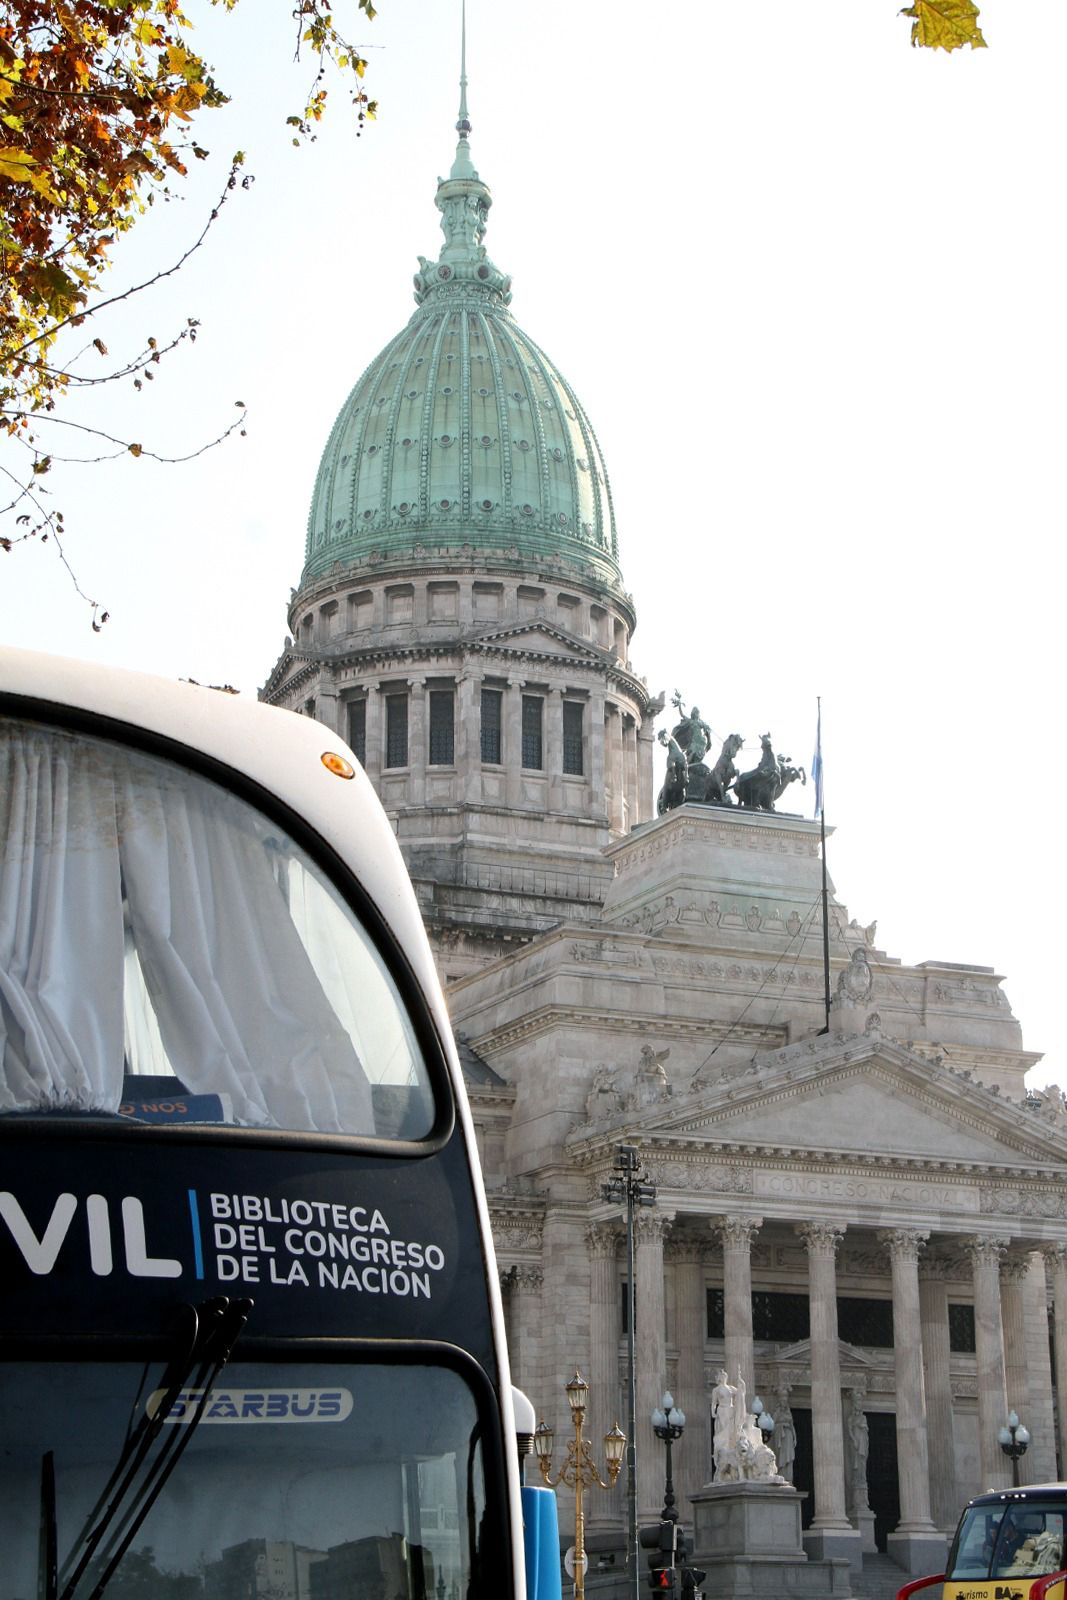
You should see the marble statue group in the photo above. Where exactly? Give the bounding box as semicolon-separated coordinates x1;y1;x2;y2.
710;1368;787;1485
657;693;806;816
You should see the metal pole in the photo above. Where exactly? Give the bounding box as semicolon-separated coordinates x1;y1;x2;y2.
626;1185;638;1600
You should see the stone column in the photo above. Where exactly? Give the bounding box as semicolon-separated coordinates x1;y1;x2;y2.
878;1229;944;1572
589;688;607;820
622;715;637;832
1023;1253;1057;1484
504;1265;543;1399
407;676;427;804
457;672;482;804
364;681;382;783
637;716;656;825
967;1235;1011;1488
918;1255;958;1534
606;704;624;833
635;1211;671;1522
711;1216;762;1397
1001;1252;1032;1478
1044;1245;1067;1476
796;1222;859;1567
668;1238;710;1514
546;686;564;811
588;1224;622;1528
504;676;525;807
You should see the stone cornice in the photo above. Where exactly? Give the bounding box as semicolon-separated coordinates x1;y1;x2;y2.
289;550;636;625
470;1004;781;1058
569;1133;1067;1188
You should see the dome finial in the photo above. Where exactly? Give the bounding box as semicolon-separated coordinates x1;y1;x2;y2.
451;0;477;180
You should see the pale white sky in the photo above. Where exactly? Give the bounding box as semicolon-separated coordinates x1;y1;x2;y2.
2;1;1063;1085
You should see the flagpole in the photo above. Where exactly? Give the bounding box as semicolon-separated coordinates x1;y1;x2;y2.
815;697;831;1033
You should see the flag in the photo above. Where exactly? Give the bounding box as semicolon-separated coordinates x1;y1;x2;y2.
812;702;824;818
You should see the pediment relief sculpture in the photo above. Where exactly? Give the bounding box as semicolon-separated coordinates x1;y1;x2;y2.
583;1044;673;1125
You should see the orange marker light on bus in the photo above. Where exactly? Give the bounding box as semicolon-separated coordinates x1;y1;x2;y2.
321;752;356;779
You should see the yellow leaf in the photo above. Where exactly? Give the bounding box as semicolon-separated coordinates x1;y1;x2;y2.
128;442;143;457
0;145;36;181
900;0;987;50
134;18;162;44
27;168;63;206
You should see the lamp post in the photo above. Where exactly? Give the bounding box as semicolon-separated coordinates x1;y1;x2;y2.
651;1393;686;1525
602;1142;657;1600
535;1371;626;1600
752;1395;776;1448
998;1410;1031;1487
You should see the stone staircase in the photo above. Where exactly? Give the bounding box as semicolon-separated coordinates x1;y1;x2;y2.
851;1554;924;1600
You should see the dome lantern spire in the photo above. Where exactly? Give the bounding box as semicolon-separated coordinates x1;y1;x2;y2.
412;0;511;308
451;0;474;180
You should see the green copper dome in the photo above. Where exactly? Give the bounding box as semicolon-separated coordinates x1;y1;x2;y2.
303;84;620;589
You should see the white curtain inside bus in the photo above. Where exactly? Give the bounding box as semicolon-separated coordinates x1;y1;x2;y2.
0;720;432;1136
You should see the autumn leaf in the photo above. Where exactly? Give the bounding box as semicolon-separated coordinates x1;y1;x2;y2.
900;0;987;50
0;144;37;181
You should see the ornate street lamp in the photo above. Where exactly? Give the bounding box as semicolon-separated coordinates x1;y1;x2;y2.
998;1410;1031;1487
536;1371;626;1600
752;1395;776;1445
650;1392;686;1524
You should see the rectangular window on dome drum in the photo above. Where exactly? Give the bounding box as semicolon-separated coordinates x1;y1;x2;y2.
480;689;502;765
385;694;408;769
347;699;367;766
562;700;584;775
521;696;543;770
428;690;455;766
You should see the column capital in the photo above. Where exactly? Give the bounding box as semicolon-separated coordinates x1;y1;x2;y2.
877;1228;929;1265
587;1221;621;1260
507;675;526;690
1042;1242;1067;1270
1001;1251;1033;1285
796;1221;846;1257
635;1211;673;1246
712;1215;764;1251
918;1252;950;1281
966;1234;1011;1268
512;1265;544;1292
666;1235;709;1267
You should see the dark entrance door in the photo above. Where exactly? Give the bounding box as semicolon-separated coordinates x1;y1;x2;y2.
792;1408;814;1529
866;1412;900;1553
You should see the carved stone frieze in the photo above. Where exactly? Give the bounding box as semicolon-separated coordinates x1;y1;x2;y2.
981;1184;1067;1219
643;1159;753;1195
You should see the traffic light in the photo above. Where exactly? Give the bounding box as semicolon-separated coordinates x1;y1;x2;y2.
648;1566;677;1597
680;1566;707;1600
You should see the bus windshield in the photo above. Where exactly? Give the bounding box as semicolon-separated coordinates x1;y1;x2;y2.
949;1502;1067;1581
0;1358;488;1600
0;717;435;1139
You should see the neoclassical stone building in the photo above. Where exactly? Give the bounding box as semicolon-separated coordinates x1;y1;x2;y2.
263;75;1067;1576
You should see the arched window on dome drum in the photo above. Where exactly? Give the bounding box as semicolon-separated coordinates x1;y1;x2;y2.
562;701;584;776
521;696;543;770
428;690;455;766
480;689;502;765
347;698;367;767
385;694;408;769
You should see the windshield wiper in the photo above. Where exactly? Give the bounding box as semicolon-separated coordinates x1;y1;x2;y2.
55;1294;253;1600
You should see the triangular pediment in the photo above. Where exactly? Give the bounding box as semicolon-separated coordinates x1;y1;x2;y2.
774;1337;876;1369
470;619;604;661
577;1035;1067;1169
